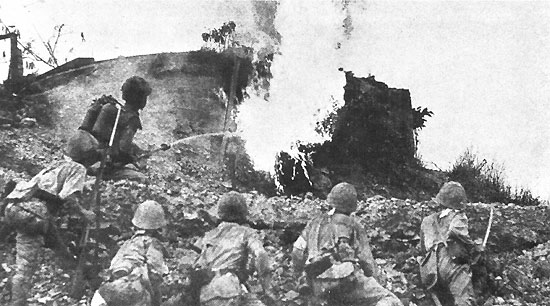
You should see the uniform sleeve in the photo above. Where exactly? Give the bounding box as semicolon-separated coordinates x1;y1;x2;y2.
146;238;169;277
57;163;87;199
291;222;310;272
115;113;141;164
246;230;272;276
118;125;138;156
449;212;474;246
109;240;134;275
353;221;378;278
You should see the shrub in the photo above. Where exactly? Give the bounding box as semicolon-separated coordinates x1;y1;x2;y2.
448;149;540;206
147;53;170;78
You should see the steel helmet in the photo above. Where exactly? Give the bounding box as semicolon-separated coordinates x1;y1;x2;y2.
327;182;357;214
435;181;468;210
218;191;248;222
132;200;167;229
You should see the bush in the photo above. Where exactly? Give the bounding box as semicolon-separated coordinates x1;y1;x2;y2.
448;149;540;206
147;53;170;78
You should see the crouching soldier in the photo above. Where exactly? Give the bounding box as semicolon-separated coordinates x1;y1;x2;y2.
292;182;403;306
191;191;275;306
419;181;482;306
91;200;169;306
67;76;152;180
3;158;96;306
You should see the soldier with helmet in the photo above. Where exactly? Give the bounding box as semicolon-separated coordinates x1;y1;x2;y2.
91;200;169;306
66;76;153;176
292;182;403;306
419;181;482;306
191;191;275;306
2;156;97;306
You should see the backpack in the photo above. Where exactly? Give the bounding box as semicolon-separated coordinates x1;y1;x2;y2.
79;95;120;133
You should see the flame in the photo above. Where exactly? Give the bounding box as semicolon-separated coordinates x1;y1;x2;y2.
237;0;355;173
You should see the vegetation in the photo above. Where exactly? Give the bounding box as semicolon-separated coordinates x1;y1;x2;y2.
277;73;437;197
200;21;274;100
448;149;541;206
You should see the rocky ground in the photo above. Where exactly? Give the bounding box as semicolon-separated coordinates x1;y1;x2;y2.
1;97;550;306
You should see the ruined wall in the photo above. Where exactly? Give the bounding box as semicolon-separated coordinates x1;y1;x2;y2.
322;72;416;170
42;52;227;149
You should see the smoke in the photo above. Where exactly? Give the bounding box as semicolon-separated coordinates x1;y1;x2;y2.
237;0;360;172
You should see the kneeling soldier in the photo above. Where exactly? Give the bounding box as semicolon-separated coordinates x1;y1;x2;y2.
192;191;275;306
3;158;96;306
419;181;481;306
292;182;403;306
91;200;169;306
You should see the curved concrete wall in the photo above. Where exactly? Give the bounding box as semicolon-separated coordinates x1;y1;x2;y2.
44;52;226;148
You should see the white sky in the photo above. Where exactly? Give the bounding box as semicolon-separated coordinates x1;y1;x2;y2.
0;0;549;199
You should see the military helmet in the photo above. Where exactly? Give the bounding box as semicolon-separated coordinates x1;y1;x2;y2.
435;181;468;210
132;200;167;229
327;182;357;214
218;191;248;222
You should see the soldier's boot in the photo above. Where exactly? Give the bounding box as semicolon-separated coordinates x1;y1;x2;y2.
10;231;43;306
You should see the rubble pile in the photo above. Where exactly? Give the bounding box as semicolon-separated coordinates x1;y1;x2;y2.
1;106;550;306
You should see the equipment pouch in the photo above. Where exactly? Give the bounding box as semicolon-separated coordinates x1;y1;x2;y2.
305;253;333;278
189;267;215;289
4;200;49;235
315;262;358;298
419;248;438;290
447;239;469;265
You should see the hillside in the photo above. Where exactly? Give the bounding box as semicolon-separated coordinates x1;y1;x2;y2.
1;53;550;306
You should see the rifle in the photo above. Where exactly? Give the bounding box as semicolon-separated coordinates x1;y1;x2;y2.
70;103;122;298
471;207;494;266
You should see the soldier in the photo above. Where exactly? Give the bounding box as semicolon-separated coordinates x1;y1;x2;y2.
91;200;169;306
191;191;275;306
67;76;152;177
3;157;97;306
292;182;403;306
419;181;482;306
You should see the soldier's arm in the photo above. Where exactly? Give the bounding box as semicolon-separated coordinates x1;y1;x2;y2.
448;212;475;246
115;117;141;166
291;235;307;273
58;164;94;221
246;232;274;295
63;193;95;223
354;221;378;278
146;238;169;279
291;222;311;273
118;125;138;156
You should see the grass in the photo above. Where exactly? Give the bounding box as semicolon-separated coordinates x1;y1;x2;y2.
448;149;541;206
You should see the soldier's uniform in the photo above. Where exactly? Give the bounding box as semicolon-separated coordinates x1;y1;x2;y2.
193;192;274;306
419;181;479;306
3;159;93;306
91;200;168;306
292;182;403;306
67;76;152;173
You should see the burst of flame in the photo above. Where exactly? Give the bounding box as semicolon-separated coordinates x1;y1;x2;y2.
237;0;354;173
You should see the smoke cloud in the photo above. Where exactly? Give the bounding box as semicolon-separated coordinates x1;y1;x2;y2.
237;0;359;172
